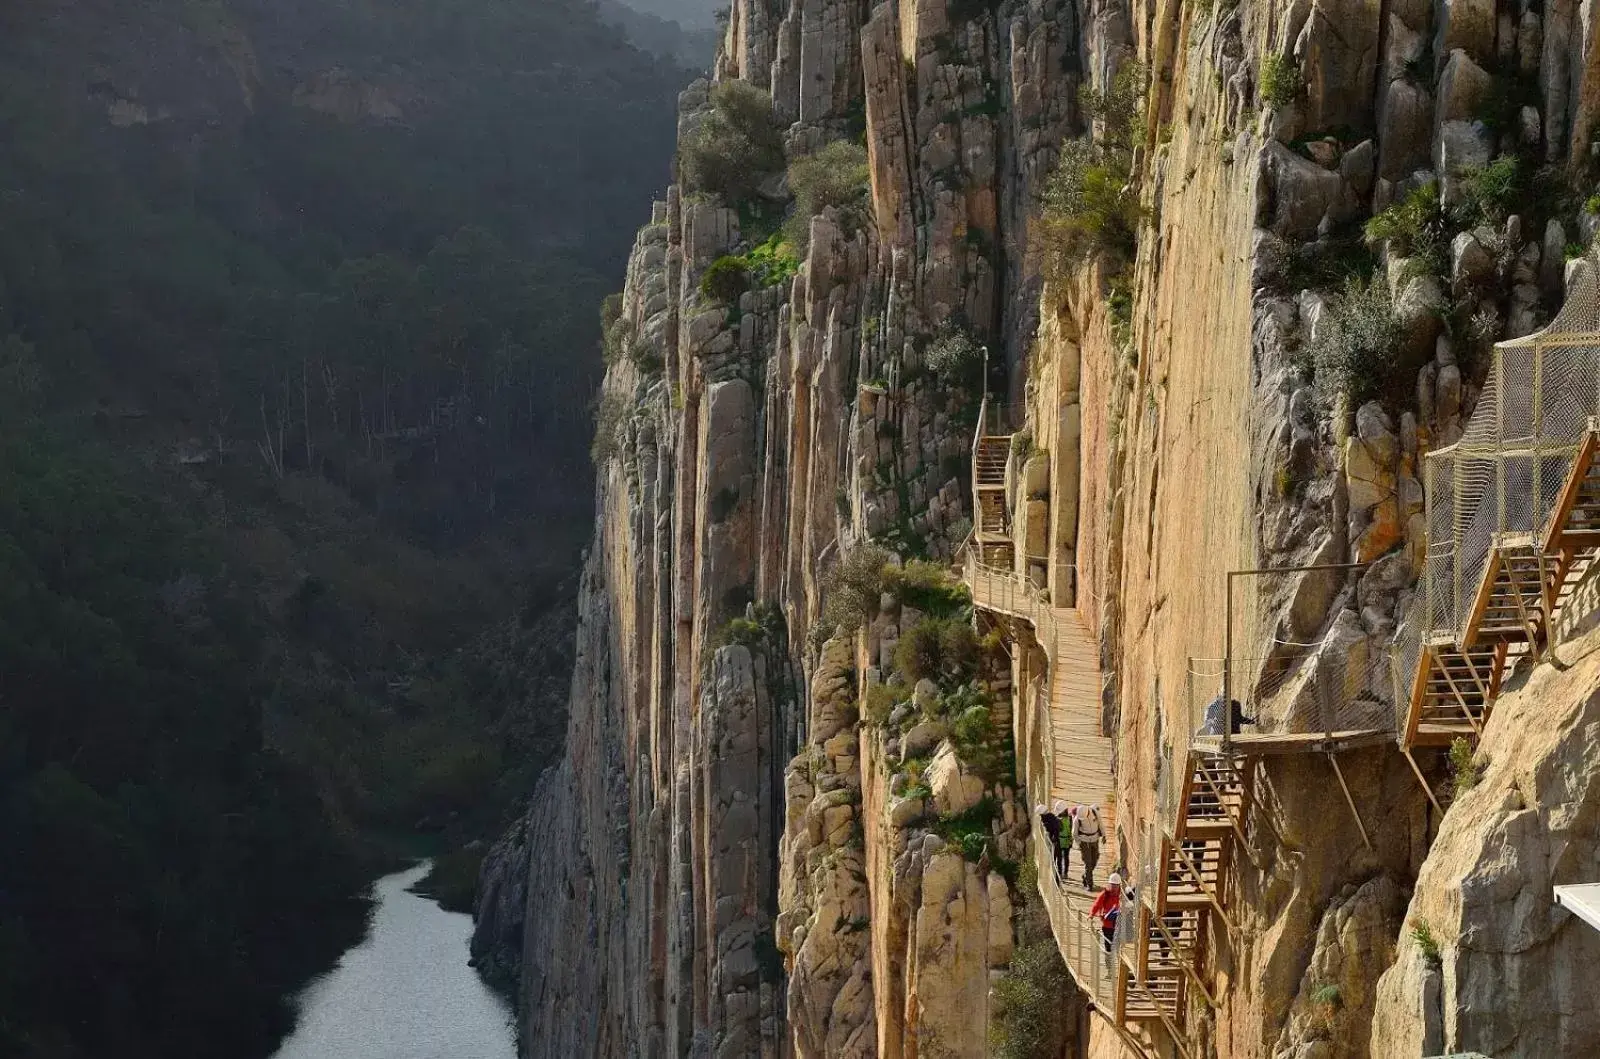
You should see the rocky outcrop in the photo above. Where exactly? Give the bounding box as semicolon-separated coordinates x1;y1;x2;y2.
1372;627;1600;1058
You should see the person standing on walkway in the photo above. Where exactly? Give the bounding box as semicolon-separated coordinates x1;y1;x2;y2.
1073;803;1104;890
1089;871;1124;953
1053;800;1072;881
1036;803;1064;883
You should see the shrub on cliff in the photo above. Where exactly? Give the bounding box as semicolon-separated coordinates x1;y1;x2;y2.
591;391;630;464
785;139;871;247
924;324;986;389
1035;61;1146;280
820;543;892;635
883;559;971;618
1304;273;1403;407
700;255;750;303
991;878;1074;1058
680;82;785;203
1259;55;1303;107
1363;182;1448;269
895;617;980;685
1035;139;1143;280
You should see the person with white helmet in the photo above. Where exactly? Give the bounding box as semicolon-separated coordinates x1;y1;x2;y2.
1036;802;1065;883
1072;803;1104;890
1089;871;1125;953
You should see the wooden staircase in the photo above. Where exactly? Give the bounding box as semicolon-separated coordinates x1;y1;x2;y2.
975;435;1009;486
1403;641;1504;748
1462;536;1551;646
974;435;1011;537
1401;431;1600;756
1544;425;1600;553
1115;752;1245;1034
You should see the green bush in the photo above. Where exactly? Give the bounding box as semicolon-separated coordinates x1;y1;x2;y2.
1259;56;1304;107
679;82;785;203
925;324;986;387
895;617;981;686
745;230;801;286
1459;156;1523;224
1448;736;1481;799
1409;918;1442;965
1035;62;1147;280
882;559;971;617
591;391;631;464
786;139;871;247
1364;182;1448;270
820;543;893;636
952;703;994;746
700;255;751;304
1079;61;1147;153
990;892;1074;1058
1305;273;1403;407
710;616;765;651
1035;139;1143;279
932;796;1000;864
865;681;908;725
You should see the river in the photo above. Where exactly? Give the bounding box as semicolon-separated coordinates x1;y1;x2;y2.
273;861;517;1059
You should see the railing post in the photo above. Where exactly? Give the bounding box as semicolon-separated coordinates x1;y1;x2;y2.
1222;571;1234;757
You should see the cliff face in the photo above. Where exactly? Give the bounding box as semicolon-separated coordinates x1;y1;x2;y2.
490;0;1600;1054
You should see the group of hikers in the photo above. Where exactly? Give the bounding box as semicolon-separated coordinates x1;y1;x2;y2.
1037;801;1126;952
1029;696;1257;956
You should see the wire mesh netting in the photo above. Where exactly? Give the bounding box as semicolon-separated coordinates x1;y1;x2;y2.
1413;253;1600;647
1185;629;1397;745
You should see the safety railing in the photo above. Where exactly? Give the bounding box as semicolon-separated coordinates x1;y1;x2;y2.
1184;638;1398;748
1032;813;1121;1011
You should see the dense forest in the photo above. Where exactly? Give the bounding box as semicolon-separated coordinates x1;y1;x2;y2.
0;0;685;1055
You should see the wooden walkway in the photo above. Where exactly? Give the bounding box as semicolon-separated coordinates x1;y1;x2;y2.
968;558;1138;1022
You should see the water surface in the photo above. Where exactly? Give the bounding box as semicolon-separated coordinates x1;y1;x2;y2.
273;861;516;1059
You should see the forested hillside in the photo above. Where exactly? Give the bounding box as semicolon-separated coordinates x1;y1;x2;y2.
0;0;684;1055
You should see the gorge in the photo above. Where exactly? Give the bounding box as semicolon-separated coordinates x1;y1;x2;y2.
476;0;1600;1055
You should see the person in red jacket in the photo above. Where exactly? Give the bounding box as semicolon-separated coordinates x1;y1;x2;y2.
1089;872;1126;953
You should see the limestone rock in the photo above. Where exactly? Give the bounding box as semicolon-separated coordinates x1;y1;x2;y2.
1295;0;1382;133
1270;875;1408;1059
1262;141;1345;238
926;741;985;815
901;719;946;760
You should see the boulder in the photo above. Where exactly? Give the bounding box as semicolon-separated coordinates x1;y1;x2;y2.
1372;628;1600;1056
926;741;985;815
1433;0;1496;65
1450;229;1495;294
1340;138;1376;198
1435;50;1494;124
1541;219;1568;303
1435;120;1492;204
1377;76;1434;181
1262;141;1345;238
1296;0;1383;133
1394;270;1446;361
901;720;946;760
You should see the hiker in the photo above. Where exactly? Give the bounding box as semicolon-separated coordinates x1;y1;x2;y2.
1036;803;1064;883
1200;695;1257;736
1073;803;1104;890
1089;872;1125;953
1052;800;1072;881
